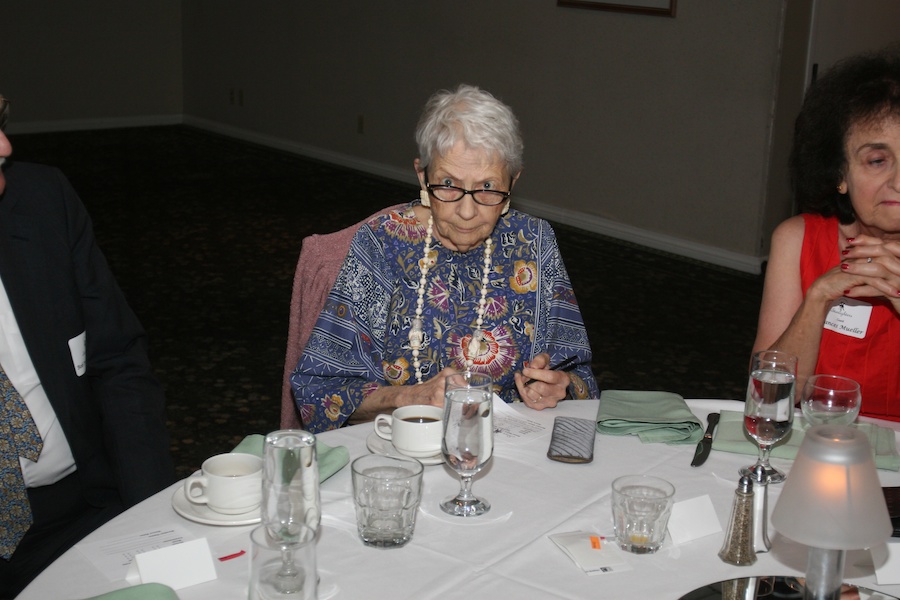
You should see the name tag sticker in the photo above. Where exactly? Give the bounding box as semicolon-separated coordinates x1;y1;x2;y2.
824;298;872;339
68;331;86;376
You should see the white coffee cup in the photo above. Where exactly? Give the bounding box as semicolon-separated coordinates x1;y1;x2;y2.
374;405;443;458
184;452;263;515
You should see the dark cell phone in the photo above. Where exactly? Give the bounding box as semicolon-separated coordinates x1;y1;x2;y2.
547;416;596;464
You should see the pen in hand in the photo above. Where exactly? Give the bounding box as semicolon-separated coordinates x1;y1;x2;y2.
523;355;578;386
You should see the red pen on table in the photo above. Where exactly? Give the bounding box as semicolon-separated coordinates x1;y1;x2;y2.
523;355;578;386
218;550;246;561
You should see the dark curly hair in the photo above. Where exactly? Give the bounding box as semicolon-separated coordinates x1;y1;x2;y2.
790;45;900;223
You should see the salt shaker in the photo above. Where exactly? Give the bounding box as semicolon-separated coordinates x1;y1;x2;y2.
718;475;756;566
751;464;771;553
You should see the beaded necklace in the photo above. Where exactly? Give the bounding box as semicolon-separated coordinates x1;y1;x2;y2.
408;215;493;384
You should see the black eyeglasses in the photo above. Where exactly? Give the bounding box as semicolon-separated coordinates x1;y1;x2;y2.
424;168;511;207
0;97;8;132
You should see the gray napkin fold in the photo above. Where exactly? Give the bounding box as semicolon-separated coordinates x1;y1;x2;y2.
711;410;900;471
80;583;179;600
596;390;703;445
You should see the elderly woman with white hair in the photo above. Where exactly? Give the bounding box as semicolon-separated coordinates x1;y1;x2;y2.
291;84;598;433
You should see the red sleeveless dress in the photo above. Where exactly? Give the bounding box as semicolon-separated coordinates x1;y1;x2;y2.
800;214;900;420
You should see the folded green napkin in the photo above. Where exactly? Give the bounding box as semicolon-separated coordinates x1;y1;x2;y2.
80;583;179;600
711;410;900;471
596;390;703;445
232;434;350;482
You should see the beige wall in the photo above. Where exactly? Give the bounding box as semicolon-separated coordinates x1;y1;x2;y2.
809;0;900;73
4;1;899;272
762;0;900;258
0;1;182;128
763;0;814;255
181;0;786;272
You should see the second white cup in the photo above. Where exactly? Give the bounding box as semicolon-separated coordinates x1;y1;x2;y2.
374;405;442;458
184;452;263;514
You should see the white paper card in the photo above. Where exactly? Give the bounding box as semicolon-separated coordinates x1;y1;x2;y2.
667;495;722;546
491;394;548;444
134;538;217;590
872;541;900;585
68;331;87;376
78;526;193;582
549;531;631;575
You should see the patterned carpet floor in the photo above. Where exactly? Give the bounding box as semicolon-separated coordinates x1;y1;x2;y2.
11;125;763;477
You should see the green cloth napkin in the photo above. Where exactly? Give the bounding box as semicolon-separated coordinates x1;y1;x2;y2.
710;410;900;471
596;390;703;445
232;434;350;482
80;583;179;600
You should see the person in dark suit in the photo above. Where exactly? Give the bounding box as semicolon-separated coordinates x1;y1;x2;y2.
0;96;175;598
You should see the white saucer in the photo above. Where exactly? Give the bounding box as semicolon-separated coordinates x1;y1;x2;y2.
365;431;444;466
171;482;261;526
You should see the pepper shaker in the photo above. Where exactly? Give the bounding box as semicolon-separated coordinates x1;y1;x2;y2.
719;475;756;566
720;576;759;600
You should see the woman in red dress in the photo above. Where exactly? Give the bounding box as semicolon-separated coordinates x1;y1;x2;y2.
754;46;900;420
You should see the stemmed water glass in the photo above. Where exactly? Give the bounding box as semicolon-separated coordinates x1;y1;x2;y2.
260;430;320;595
800;374;861;427
740;350;798;484
440;371;494;517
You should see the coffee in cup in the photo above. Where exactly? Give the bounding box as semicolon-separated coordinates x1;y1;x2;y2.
374;405;442;458
184;452;263;514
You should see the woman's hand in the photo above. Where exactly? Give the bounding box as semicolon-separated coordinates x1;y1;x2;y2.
841;235;900;312
348;367;457;425
378;367;459;410
399;367;458;408
514;353;570;410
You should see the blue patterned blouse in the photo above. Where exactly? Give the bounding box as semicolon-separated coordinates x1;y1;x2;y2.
291;202;598;432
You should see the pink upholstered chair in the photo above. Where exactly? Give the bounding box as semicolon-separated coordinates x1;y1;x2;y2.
281;204;406;429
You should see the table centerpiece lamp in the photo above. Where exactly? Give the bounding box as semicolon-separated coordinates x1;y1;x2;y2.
771;424;891;600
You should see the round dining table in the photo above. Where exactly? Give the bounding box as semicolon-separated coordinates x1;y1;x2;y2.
17;399;900;599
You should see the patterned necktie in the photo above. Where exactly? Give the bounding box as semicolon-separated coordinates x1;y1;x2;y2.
0;364;42;560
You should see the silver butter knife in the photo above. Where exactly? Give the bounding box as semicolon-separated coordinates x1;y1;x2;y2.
690;412;720;467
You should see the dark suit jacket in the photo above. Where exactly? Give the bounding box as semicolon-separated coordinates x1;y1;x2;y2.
0;161;174;509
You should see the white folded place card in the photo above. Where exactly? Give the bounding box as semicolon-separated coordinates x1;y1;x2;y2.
132;538;217;590
872;541;900;585
667;495;722;546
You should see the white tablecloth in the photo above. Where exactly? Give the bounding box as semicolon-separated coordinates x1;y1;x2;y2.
18;399;900;599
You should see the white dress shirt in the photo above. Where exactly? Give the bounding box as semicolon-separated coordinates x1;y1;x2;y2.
0;275;76;487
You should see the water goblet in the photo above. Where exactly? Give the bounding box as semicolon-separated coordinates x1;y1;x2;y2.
249;524;317;600
740;350;798;484
800;374;861;427
440;371;494;517
261;430;320;595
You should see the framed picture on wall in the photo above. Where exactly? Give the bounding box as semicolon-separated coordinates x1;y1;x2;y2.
557;0;676;17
